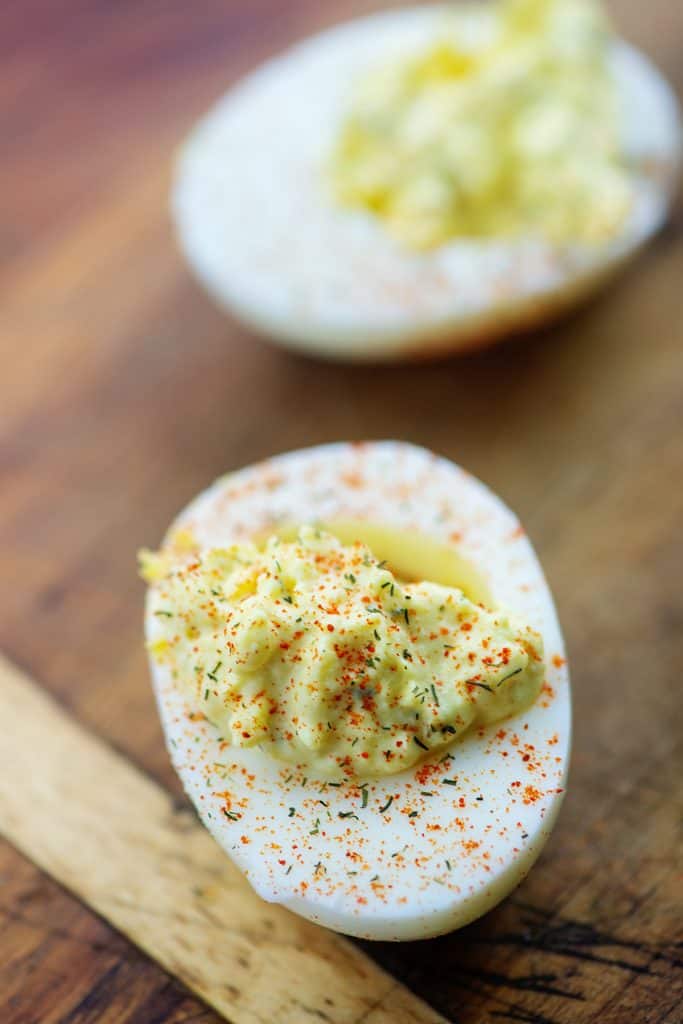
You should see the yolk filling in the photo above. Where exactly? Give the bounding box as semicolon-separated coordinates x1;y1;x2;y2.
142;526;544;779
271;520;492;605
329;0;632;249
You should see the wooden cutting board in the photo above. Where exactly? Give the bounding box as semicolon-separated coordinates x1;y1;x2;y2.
1;1;682;1022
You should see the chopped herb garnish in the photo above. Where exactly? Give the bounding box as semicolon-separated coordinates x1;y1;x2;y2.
288;806;296;817
153;609;173;617
408;811;418;818
379;795;394;814
207;661;222;682
498;667;523;686
371;874;379;882
361;789;369;809
468;680;493;693
317;799;329;808
421;791;434;797
286;864;292;874
374;629;381;641
338;811;358;820
203;688;209;700
441;725;457;735
376;560;388;569
445;859;452;871
442;778;459;786
430;684;440;706
413;736;429;751
283;595;293;604
222;809;240;821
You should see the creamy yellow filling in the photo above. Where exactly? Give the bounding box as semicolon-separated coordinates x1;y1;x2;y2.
143;527;544;779
330;0;632;248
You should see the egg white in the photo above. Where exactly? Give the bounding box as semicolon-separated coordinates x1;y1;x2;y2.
172;5;681;362
146;442;571;940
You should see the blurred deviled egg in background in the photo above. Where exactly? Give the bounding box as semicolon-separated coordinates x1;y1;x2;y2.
173;0;681;361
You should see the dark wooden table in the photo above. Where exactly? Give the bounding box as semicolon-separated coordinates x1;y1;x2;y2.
1;1;682;1021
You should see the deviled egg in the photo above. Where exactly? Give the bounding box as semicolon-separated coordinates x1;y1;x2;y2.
142;442;570;940
173;0;680;360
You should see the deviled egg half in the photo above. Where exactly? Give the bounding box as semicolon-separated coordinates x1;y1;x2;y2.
173;0;680;361
142;442;570;940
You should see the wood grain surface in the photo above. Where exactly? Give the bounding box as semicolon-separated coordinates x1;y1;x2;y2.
1;1;682;1023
